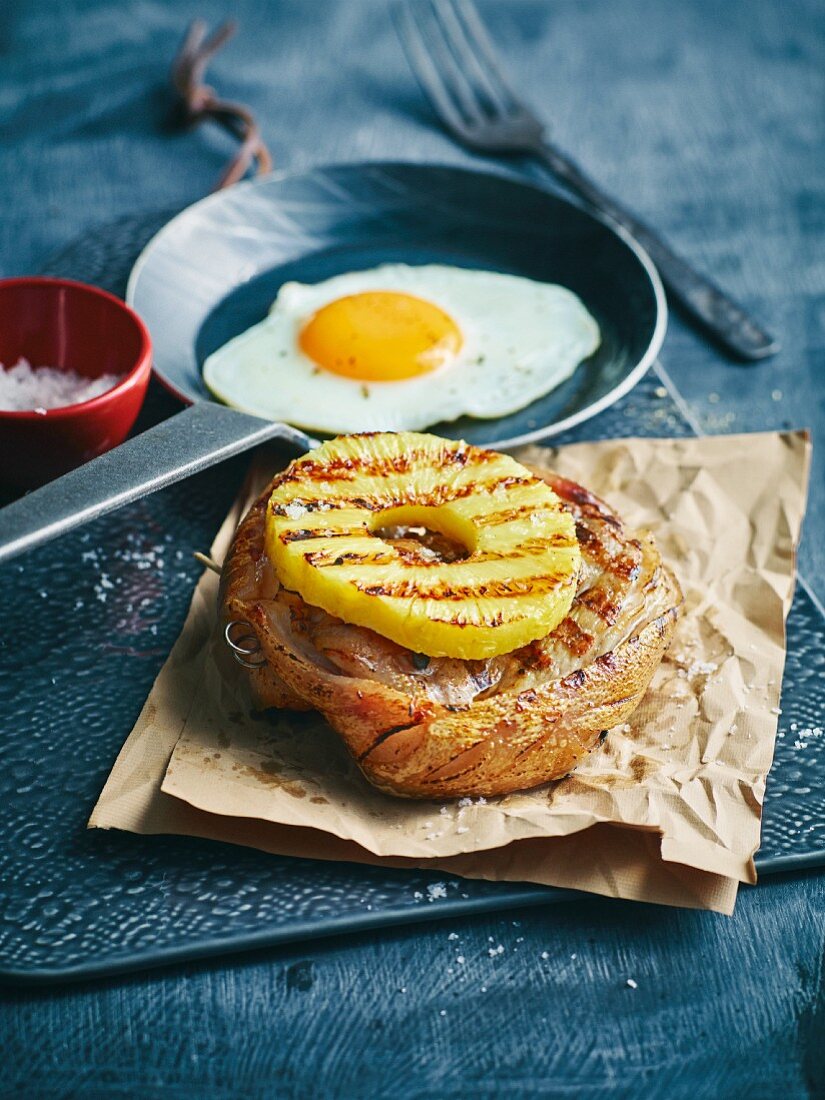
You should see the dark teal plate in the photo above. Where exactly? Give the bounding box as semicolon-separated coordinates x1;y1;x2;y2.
1;197;820;988
127;161;666;447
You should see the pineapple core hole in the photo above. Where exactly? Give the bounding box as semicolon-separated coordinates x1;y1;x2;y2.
371;506;473;564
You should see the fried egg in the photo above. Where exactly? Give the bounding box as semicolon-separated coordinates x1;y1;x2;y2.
202;264;600;433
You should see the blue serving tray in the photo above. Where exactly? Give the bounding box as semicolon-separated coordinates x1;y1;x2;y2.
0;214;822;986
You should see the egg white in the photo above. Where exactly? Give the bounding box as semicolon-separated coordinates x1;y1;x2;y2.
202;264;600;433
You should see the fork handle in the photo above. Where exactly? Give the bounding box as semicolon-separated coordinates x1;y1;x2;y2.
532;142;778;360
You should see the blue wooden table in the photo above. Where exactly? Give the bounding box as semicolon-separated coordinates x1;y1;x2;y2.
1;1;823;1095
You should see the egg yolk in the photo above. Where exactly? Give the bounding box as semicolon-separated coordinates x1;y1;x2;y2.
298;291;462;382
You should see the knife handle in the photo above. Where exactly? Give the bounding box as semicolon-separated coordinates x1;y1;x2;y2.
0;403;316;566
533;143;779;361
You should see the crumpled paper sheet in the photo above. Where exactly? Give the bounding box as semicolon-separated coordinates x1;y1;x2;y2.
90;431;810;915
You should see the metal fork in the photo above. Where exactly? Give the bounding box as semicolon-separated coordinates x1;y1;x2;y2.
395;0;778;361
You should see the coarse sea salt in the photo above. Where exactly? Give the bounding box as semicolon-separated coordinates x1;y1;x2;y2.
0;358;121;411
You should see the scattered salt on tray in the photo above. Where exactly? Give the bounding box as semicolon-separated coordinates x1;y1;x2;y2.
0;357;121;411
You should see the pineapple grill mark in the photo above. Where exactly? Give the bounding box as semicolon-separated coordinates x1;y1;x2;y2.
279;528;361;542
436;611;507;629
475;505;564;529
303;547;562;568
277;445;491;485
508;535;577;553
279;523;568;548
355;572;573;601
275;472;537;506
269;500;329;516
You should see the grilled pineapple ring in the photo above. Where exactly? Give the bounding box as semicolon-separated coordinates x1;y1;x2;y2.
264;432;580;659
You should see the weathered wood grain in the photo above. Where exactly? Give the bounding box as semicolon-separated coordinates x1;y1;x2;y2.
1;873;823;1097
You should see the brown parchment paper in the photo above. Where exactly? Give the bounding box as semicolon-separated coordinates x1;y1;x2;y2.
90;431;810;914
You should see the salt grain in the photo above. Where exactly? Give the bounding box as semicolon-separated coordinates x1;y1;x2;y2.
0;358;121;411
792;726;824;752
686;659;717;678
626;978;638;989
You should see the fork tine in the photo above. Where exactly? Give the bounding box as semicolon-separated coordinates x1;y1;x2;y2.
420;0;488;125
450;0;523;113
394;3;471;134
433;0;516;116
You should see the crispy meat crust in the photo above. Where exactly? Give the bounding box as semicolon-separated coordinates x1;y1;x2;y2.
220;465;682;798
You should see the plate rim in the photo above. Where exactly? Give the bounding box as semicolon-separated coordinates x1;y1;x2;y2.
126;159;667;448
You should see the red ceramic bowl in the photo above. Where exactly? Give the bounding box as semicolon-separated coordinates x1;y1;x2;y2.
0;277;152;489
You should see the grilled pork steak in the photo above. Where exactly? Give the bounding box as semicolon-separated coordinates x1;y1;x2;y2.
221;466;682;798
